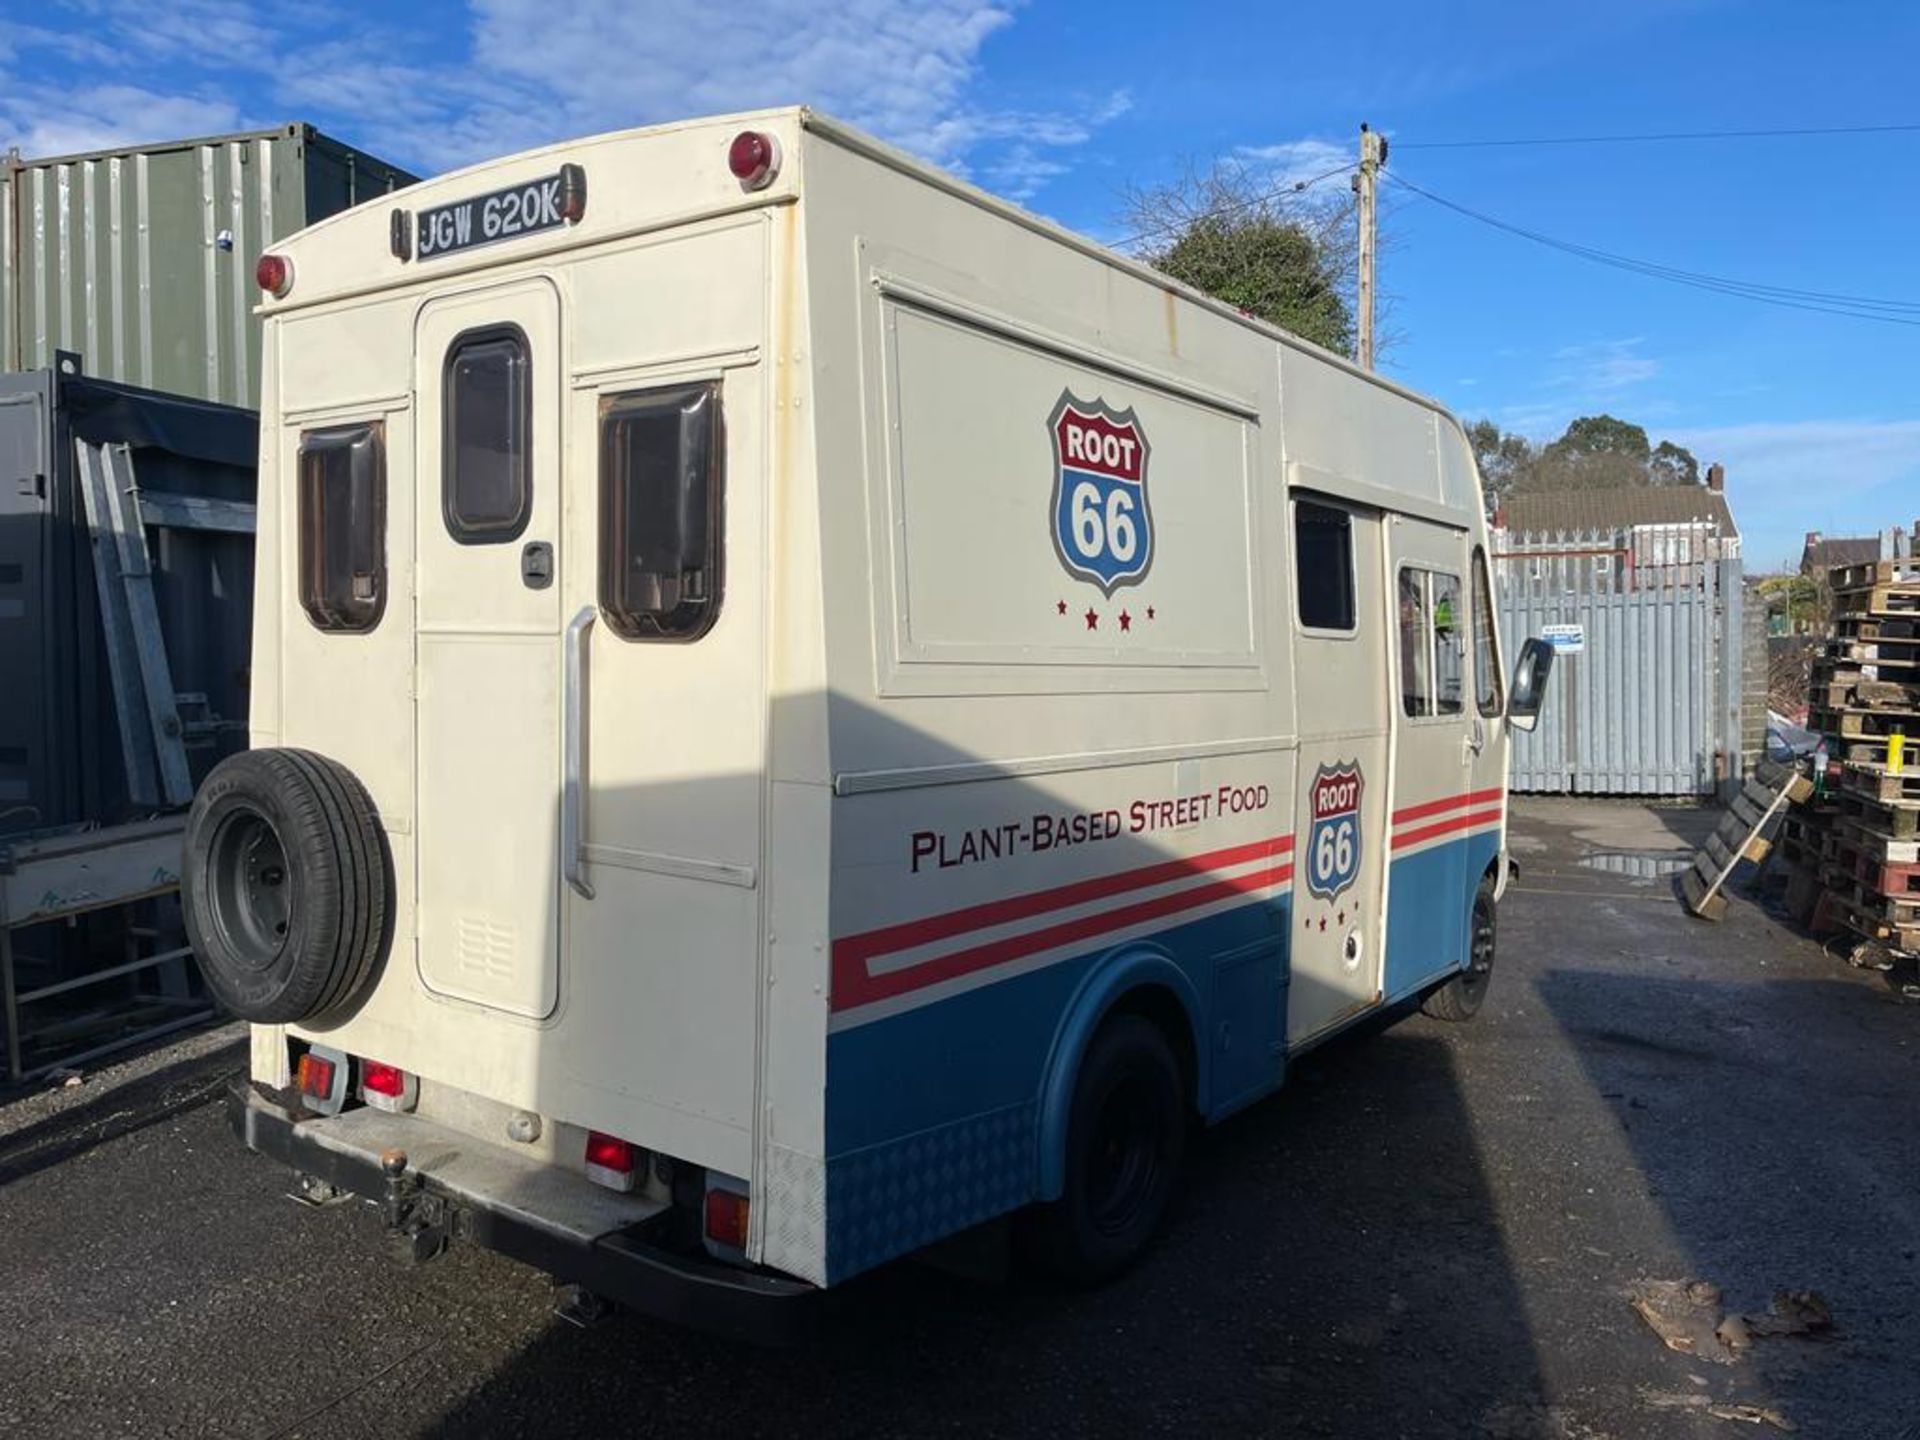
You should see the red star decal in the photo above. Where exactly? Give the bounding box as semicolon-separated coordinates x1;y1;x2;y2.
1084;607;1099;630
1337;911;1345;925
1146;606;1156;620
1318;917;1327;932
1056;599;1067;616
1118;609;1132;632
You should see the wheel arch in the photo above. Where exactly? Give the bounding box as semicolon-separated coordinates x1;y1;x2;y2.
1034;946;1204;1201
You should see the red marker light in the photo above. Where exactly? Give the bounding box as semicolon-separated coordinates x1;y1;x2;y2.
584;1132;633;1172
255;252;294;297
704;1188;750;1250
361;1060;405;1097
727;131;780;190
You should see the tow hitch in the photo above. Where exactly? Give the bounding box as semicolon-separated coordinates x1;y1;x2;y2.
380;1146;458;1263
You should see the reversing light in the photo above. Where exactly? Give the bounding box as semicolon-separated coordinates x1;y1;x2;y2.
255;252;294;298
584;1131;638;1193
727;131;781;190
359;1059;418;1113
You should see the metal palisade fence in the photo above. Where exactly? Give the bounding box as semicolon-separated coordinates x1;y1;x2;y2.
1495;527;1745;797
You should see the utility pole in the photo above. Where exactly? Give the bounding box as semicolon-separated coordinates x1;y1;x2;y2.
1354;122;1387;370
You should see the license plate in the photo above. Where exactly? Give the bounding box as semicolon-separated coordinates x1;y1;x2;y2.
415;166;583;260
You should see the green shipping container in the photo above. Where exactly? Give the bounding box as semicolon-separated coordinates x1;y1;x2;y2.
2;122;417;408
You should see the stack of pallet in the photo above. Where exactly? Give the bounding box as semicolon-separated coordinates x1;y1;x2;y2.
1788;559;1920;954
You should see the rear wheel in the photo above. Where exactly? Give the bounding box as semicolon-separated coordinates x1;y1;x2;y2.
1422;872;1497;1022
1022;1013;1187;1283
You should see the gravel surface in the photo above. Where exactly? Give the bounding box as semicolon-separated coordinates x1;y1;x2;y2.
1;799;1913;1439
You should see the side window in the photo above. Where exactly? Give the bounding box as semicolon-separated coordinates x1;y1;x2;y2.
1397;568;1430;715
1295;500;1355;631
298;422;386;633
1471;548;1502;717
443;326;531;543
599;381;723;641
1432;572;1464;715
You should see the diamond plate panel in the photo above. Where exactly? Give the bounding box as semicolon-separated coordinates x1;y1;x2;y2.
825;1100;1037;1282
761;1143;828;1285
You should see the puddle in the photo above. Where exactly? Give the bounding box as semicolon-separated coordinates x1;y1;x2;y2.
1579;850;1692;880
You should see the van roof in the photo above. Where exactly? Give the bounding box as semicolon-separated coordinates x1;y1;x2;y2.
266;105;1468;437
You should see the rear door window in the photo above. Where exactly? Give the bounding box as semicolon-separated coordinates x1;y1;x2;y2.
298;422;386;632
599;381;724;641
443;326;531;543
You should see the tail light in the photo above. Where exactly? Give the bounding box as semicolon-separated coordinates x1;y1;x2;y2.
358;1059;418;1114
584;1131;638;1192
294;1043;348;1115
255;252;294;298
727;131;781;190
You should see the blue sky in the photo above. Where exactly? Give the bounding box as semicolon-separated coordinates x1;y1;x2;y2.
3;0;1915;567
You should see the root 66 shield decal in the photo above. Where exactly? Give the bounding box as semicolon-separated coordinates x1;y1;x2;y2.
1306;762;1364;902
1049;392;1153;595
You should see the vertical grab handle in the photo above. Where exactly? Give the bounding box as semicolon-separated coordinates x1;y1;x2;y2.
564;605;596;899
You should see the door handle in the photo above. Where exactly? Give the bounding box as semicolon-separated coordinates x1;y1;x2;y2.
1466;716;1486;758
563;605;595;899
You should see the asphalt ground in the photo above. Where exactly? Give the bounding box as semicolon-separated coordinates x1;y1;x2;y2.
0;799;1914;1439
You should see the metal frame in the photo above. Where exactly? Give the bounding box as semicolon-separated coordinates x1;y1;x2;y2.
0;815;206;1083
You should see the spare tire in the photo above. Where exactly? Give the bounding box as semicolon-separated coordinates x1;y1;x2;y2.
182;748;391;1024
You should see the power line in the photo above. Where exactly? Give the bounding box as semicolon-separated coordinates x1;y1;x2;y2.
1114;162;1354;251
1395;121;1920;150
1385;172;1920;326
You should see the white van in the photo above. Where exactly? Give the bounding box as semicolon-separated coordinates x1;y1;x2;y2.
187;108;1550;1336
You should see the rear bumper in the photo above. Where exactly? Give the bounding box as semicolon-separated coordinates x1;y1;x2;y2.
226;1080;814;1343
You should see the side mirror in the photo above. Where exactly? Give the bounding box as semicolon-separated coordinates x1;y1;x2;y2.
1507;637;1555;733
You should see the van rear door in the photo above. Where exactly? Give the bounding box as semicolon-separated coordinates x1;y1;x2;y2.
413;280;565;1018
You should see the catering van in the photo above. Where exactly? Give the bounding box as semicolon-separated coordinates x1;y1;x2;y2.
187;107;1551;1336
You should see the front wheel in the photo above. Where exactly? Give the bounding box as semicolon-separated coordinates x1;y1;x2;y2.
1021;1013;1187;1283
1422;872;1497;1022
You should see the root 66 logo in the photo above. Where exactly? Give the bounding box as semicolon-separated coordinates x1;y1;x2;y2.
1049;391;1153;595
1305;762;1364;902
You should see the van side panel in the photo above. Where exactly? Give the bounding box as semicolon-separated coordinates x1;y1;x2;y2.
801;132;1299;1281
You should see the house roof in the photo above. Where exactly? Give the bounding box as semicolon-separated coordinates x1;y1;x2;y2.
1500;486;1737;536
1800;535;1880;573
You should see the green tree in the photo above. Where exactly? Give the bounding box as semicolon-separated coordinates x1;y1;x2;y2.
1152;216;1353;354
1466;418;1537;502
1648;439;1701;487
1121;159;1360;357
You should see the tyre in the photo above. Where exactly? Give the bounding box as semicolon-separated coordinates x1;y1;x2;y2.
1422;872;1497;1022
181;748;391;1024
1022;1012;1188;1283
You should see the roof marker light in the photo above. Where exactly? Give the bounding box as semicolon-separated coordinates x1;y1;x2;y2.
727;131;781;191
255;252;294;298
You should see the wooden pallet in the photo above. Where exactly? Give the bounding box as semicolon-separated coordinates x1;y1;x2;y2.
1807;704;1920;739
1807;677;1920;709
1818;641;1920;671
1837;761;1920;804
1835;820;1920;865
1833;614;1920;643
1681;764;1814;921
1833;584;1920;616
1827;892;1920;952
1834;787;1920;838
1830;557;1920;590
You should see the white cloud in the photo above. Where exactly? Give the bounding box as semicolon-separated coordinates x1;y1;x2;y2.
0;0;1123;200
0;83;240;157
1668;417;1920;568
1551;337;1659;395
1234;136;1350;193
